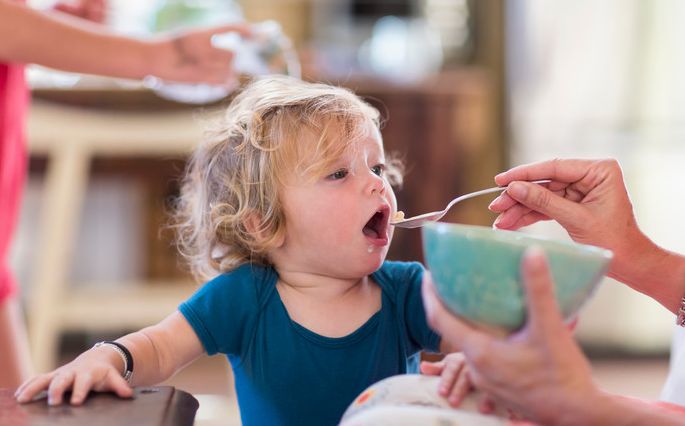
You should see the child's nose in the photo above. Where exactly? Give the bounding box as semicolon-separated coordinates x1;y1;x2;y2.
366;172;386;195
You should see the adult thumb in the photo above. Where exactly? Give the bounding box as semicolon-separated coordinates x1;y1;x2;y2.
506;181;585;231
520;247;565;335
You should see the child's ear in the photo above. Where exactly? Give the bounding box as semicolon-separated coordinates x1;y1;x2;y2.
244;212;286;248
244;211;262;237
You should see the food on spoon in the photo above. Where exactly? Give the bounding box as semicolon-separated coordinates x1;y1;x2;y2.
392;211;405;222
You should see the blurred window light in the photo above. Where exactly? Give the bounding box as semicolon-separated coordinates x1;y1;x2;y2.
358;16;443;82
506;0;685;355
422;0;472;62
311;0;473;78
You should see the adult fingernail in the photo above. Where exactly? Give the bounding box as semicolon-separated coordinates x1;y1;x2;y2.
527;245;544;257
487;196;500;210
507;182;528;199
525;246;546;268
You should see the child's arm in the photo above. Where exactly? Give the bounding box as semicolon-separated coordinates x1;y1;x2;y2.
15;311;204;406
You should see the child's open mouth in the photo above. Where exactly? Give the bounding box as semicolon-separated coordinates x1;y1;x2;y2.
362;206;390;245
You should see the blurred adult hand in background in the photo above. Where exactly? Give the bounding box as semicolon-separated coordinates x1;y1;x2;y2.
53;0;106;23
0;0;250;86
150;24;250;86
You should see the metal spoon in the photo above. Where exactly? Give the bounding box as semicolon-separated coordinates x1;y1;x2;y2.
390;180;551;229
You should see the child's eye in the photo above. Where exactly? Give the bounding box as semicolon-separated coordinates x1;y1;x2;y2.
328;169;348;180
371;164;385;176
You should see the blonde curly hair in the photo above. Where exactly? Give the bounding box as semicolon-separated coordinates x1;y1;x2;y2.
172;76;403;282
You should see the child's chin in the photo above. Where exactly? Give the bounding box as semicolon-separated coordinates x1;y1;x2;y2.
365;254;387;272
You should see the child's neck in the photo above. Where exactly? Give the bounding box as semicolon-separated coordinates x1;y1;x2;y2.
276;269;368;301
275;269;381;338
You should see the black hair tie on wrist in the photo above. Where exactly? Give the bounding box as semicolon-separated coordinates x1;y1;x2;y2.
93;340;134;382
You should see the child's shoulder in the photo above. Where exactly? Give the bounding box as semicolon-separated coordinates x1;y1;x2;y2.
377;260;425;277
202;263;278;300
374;261;425;289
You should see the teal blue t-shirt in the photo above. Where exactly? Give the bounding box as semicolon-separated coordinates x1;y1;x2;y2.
179;261;440;426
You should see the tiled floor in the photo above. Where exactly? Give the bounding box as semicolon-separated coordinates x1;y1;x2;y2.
162;354;672;425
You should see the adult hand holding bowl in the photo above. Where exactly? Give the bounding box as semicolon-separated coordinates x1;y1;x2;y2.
422;223;613;334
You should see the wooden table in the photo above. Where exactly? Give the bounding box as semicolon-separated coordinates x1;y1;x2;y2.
0;386;198;426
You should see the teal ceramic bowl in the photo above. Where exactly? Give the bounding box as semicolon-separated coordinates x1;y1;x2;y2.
422;222;613;333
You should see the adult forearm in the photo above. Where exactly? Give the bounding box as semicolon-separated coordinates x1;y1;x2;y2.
0;0;159;79
609;232;685;314
556;391;685;426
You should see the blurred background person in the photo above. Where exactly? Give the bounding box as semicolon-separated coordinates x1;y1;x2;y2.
0;0;244;388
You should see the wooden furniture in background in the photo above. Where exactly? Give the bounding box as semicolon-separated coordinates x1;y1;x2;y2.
342;70;501;261
25;96;209;372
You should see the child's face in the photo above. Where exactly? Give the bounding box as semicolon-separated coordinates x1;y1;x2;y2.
274;122;397;278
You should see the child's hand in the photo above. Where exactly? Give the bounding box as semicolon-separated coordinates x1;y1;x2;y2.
14;346;133;406
420;352;472;407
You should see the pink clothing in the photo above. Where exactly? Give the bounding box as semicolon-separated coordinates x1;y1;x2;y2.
0;61;29;303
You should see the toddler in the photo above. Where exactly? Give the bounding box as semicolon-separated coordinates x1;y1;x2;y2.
15;76;469;425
